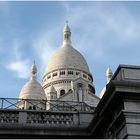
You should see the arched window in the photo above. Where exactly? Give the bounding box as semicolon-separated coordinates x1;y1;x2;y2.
33;105;36;110
29;106;32;110
60;71;65;75
53;72;57;77
68;71;73;75
60;89;65;96
51;95;53;100
68;89;73;93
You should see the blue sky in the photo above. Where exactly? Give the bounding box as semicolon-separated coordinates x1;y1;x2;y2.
0;1;140;98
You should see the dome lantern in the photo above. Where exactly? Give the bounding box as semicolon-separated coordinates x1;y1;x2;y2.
62;21;72;47
30;61;37;80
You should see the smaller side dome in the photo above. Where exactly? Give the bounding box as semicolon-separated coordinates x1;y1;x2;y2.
18;62;46;100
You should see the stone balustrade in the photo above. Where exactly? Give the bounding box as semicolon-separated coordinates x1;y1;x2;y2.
0;111;19;123
0;109;93;128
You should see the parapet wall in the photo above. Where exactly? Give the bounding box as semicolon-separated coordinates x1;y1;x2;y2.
0;109;94;137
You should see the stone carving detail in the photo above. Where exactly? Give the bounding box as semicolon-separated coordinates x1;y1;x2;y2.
0;111;19;123
27;112;73;125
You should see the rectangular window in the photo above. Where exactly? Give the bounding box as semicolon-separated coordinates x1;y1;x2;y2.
47;75;51;79
60;71;65;75
53;72;57;77
68;71;73;75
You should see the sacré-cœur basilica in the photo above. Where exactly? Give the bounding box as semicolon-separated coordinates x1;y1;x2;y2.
0;23;140;139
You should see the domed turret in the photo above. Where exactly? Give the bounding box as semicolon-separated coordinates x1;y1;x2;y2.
99;66;113;98
18;62;46;110
106;65;113;83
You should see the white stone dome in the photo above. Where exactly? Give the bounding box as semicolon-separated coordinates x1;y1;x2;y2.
19;63;46;100
44;45;90;75
19;78;46;100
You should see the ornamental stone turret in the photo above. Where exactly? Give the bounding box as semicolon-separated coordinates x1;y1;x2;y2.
47;85;57;100
63;21;72;46
106;65;113;83
99;65;113;98
17;62;46;110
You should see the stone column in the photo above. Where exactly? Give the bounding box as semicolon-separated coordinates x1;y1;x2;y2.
78;87;83;102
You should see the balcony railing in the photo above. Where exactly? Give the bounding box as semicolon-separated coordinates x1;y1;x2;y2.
0;98;95;112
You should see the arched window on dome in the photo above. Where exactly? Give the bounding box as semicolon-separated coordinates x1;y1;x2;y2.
60;71;65;75
33;105;36;110
47;75;51;79
68;89;73;93
83;74;87;79
60;89;65;96
53;72;57;77
76;72;80;75
68;71;73;75
29;106;32;110
51;95;53;100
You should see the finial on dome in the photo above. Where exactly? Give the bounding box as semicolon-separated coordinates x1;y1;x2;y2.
62;21;71;46
31;61;37;80
66;20;68;24
106;65;113;83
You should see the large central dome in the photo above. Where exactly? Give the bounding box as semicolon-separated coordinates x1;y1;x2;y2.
42;23;99;106
44;23;90;76
44;45;90;75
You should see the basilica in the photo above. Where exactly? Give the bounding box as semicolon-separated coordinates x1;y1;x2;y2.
0;23;140;139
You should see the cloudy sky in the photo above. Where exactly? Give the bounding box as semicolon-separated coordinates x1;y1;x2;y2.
0;1;140;98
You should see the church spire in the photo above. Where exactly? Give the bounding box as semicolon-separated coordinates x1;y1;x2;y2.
62;21;72;46
106;65;113;84
30;61;37;80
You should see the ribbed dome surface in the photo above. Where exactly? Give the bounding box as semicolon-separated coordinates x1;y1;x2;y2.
19;78;46;100
44;45;90;75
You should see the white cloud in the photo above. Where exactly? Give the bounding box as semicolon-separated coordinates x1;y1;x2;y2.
61;2;140;51
5;39;30;79
60;2;140;95
8;60;30;78
32;24;63;74
32;33;55;71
